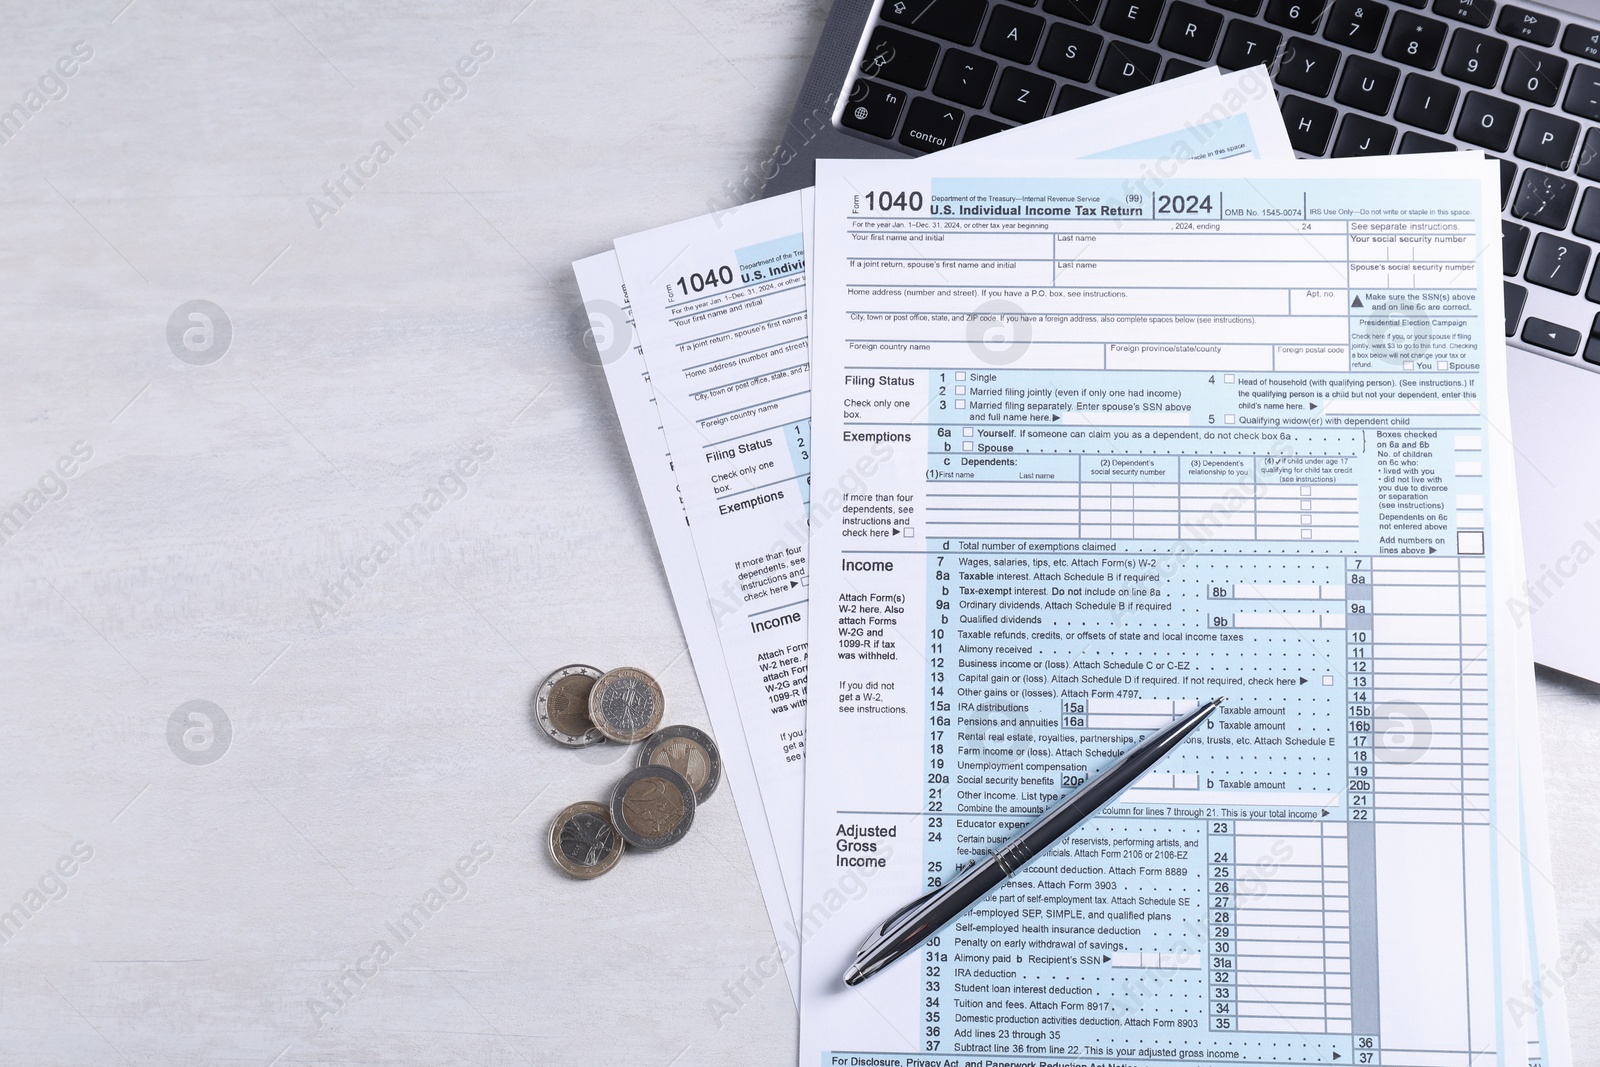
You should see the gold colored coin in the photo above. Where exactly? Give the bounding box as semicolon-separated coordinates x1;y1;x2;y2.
637;725;721;803
588;667;664;743
547;801;623;878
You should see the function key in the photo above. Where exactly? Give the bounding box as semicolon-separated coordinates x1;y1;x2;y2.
1394;0;1424;6
861;27;941;90
841;79;909;139
899;98;966;151
1431;0;1491;28
1562;23;1600;61
1045;0;1104;21
1496;4;1559;47
1382;11;1447;67
1265;0;1325;33
1502;46;1567;107
1324;0;1390;52
1522;315;1582;354
881;0;990;46
1442;29;1507;87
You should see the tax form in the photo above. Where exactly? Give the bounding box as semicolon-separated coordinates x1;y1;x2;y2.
607;73;1295;973
800;153;1540;1065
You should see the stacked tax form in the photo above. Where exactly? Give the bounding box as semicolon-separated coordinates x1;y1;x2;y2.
572;66;1571;1067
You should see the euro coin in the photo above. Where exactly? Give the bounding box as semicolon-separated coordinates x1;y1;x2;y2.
637;725;721;803
536;664;607;747
609;765;695;850
588;667;664;743
547;801;623;879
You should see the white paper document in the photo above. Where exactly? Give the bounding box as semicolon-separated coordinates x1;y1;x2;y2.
799;153;1538;1065
606;71;1295;965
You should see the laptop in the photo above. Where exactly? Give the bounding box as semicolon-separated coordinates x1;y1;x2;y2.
764;0;1600;683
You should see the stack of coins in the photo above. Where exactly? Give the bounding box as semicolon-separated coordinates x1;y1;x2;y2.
537;664;722;879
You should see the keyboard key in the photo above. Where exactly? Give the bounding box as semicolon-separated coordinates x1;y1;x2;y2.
1276;36;1341;94
1442;29;1506;87
1394;73;1459;130
1265;0;1326;33
960;113;1010;140
861;27;941;90
1455;91;1520;151
1504;280;1527;335
1101;0;1166;41
1574;188;1600;241
934;49;999;105
1054;82;1109;110
1564;64;1600;121
1324;0;1389;52
1514;168;1579;228
1206;0;1262;12
1164;57;1207;77
1394;0;1423;6
992;66;1056;120
982;5;1047;61
1504;47;1567;107
1524;231;1590;293
1503;219;1530;273
1045;0;1103;21
1585;323;1600;364
1160;1;1225;58
1398;130;1456;151
1281;93;1338;152
1579;128;1600;180
1562;24;1600;61
1039;23;1103;80
1337;55;1402;112
1217;18;1283;68
842;78;909;138
1333;113;1398;154
1497;155;1517;206
1430;0;1490;28
1515;109;1580;168
882;0;990;44
1497;4;1559;47
900;97;965;150
1383;12;1447;67
1097;40;1162;91
1523;316;1582;354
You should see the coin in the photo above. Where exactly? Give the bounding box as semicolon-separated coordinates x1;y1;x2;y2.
609;765;695;850
536;664;606;747
588;667;664;743
547;801;624;879
637;725;721;804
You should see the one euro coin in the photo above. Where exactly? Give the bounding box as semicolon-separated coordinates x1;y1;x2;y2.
536;664;607;747
547;800;624;879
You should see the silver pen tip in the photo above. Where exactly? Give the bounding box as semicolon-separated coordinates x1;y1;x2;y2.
843;962;865;986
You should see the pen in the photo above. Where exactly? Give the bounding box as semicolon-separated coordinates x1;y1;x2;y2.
842;696;1224;986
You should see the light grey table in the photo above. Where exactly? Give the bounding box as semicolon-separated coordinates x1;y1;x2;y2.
0;3;1592;1064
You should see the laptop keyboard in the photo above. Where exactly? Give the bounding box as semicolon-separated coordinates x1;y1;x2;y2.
837;0;1600;371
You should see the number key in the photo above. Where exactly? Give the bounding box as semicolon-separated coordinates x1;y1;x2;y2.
1442;29;1507;87
1503;46;1568;107
1382;12;1447;68
1324;0;1388;51
1265;0;1325;33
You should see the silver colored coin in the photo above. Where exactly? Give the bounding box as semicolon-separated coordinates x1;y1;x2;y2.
637;725;721;804
588;667;664;743
547;801;624;879
536;664;606;747
609;765;695;850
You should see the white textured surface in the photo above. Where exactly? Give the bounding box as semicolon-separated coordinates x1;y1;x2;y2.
0;2;1593;1064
